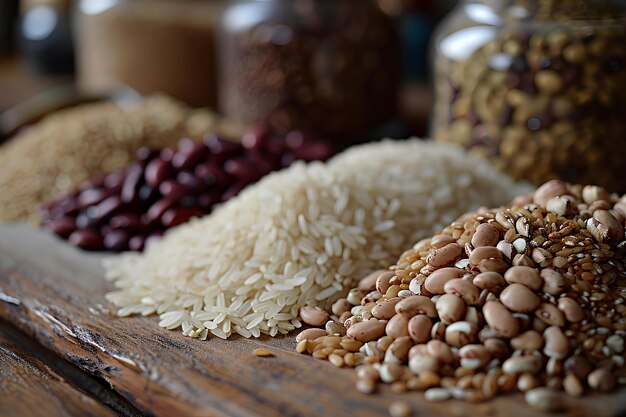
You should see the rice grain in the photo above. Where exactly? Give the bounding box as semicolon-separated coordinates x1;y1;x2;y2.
104;140;529;339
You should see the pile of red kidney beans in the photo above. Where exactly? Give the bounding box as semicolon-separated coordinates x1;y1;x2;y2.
41;127;335;251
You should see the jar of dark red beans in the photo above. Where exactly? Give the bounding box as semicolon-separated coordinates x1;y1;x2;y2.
431;0;626;191
218;0;401;142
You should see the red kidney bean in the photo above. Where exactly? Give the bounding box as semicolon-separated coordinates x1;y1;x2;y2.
109;213;143;231
195;163;233;188
75;212;99;229
159;148;175;162
159;180;194;200
78;188;108;208
172;142;208;170
103;171;126;189
69;229;103;250
103;230;130;251
136;146;158;161
145;158;173;187
241;125;269;150
161;207;203;228
120;162;144;203
44;216;76;238
128;235;146;251
42;126;337;252
94;196;122;221
224;158;262;182
144;197;177;224
176;171;203;192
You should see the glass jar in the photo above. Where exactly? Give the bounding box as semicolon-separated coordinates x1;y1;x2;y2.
431;0;626;191
76;0;227;107
219;0;400;142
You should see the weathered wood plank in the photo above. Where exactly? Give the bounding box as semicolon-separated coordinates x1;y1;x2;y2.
0;321;118;417
0;223;624;417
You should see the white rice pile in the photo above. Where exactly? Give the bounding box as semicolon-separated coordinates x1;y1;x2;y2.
103;140;531;340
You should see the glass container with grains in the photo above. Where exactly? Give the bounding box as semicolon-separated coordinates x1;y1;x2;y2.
218;0;401;143
431;0;626;191
75;0;228;107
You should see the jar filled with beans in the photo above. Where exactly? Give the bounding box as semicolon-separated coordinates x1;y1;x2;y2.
431;0;626;191
218;0;400;142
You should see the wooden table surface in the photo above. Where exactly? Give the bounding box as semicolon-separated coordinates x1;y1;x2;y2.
0;223;625;417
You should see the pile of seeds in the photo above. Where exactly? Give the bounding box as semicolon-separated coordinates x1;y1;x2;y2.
0;95;241;224
103;140;528;340
296;180;626;411
41;127;335;251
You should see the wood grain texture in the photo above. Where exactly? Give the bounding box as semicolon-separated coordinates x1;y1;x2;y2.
0;223;625;417
0;322;117;417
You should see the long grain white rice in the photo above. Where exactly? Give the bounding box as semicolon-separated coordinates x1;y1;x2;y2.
103;139;531;339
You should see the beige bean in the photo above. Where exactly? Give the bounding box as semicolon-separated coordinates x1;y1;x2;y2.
358;269;387;292
300;306;330;326
535;303;565;327
408;315;433;343
424;387;451;402
431;321;446;341
473;271;506;292
445;321;479;347
296;328;328;343
331;298;352;316
483;338;509;360
436;294;467;324
511;330;544;350
478;258;508;273
427;243;463;267
357;364;380;381
503;355;542;375
533;180;569;208
496;240;514;260
379;362;404;383
458;344;491;370
325;321;347;336
541;269;565;295
543;326;569;359
582;185;610;204
557;297;584;323
424;268;463;295
385;336;413;363
395;295;437;318
371;297;401;320
588;210;624;244
471;223;500;247
517;373;540;392
512;253;534;267
587;368;616;392
409;354;440;374
444;278;480;305
431;234;456;249
525;388;565;412
499;283;540;313
563;374;584;397
347;319;387;342
385;314;410;339
426;339;454;364
504;266;542;291
469;246;502;265
375;271;395;294
483;301;520;338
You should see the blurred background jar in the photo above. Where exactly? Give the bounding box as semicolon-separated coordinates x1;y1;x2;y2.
75;0;227;107
431;0;626;191
218;0;401;142
19;0;74;74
